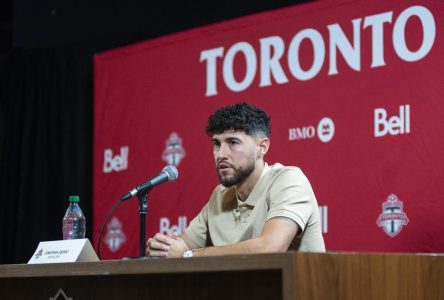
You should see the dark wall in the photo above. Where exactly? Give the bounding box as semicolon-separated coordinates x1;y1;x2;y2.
0;0;310;264
13;0;309;48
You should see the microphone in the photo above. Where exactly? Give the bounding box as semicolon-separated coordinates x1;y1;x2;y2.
120;165;179;201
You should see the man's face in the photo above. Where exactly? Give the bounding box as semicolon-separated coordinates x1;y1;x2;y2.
212;130;259;187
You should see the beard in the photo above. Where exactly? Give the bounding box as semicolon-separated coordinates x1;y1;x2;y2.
217;155;256;187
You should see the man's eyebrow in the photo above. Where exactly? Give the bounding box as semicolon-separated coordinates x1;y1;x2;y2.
211;136;241;143
226;137;241;142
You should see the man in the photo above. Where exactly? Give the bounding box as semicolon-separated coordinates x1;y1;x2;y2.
146;102;325;258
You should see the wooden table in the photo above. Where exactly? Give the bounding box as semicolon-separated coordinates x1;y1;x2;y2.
0;252;443;299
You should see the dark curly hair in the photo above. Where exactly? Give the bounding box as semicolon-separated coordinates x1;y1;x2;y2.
206;102;271;138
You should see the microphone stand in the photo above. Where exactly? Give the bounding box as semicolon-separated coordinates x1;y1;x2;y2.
137;192;149;258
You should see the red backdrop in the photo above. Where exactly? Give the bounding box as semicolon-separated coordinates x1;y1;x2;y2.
94;0;444;259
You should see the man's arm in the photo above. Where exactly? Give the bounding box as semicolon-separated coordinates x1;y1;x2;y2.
146;217;299;258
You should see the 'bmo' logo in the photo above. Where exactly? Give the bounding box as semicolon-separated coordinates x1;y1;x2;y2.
289;117;335;143
103;146;129;173
374;105;410;137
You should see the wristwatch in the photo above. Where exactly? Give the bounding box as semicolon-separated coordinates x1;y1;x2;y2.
182;249;195;258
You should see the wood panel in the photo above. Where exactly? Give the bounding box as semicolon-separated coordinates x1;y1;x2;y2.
290;252;444;300
0;252;443;300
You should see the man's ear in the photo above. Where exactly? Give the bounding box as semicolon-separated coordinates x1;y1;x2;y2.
257;138;270;157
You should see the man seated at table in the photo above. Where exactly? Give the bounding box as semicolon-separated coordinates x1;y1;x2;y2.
147;102;325;258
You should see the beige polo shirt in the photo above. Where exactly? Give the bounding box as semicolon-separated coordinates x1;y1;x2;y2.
185;163;326;252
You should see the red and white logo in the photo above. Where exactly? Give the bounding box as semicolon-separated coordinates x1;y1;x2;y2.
319;205;328;233
162;132;186;166
159;216;188;235
377;194;409;237
288;117;335;143
105;217;127;252
103;146;129;173
317;117;335;143
374;105;410;137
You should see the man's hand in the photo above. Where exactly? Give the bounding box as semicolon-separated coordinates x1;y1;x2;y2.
146;232;188;258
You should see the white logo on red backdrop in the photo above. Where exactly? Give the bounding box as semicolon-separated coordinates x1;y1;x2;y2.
319;205;328;233
374;104;410;138
105;217;127;252
162;132;186;166
200;6;436;97
103;146;129;173
377;194;409;237
288;117;335;143
317;117;335;143
160;216;188;235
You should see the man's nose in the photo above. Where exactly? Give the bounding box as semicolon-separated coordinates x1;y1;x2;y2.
216;143;229;159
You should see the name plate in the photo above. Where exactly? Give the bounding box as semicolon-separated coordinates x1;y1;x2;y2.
28;238;99;264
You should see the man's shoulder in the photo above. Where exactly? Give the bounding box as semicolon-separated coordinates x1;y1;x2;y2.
268;163;305;179
264;163;311;190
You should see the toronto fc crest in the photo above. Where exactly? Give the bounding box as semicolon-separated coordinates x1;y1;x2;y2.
105;217;127;252
377;194;409;237
162;132;186;166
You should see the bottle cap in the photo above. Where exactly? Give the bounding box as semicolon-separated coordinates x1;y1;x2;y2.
69;195;80;203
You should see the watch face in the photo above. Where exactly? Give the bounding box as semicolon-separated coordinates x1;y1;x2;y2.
183;249;194;257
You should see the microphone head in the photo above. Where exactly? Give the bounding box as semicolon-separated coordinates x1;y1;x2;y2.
162;165;179;181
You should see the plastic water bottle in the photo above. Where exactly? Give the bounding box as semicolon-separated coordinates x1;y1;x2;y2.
62;195;86;239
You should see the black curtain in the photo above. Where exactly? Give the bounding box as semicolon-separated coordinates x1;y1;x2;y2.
0;46;93;263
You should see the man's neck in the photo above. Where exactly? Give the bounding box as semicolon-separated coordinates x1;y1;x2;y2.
236;161;265;201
